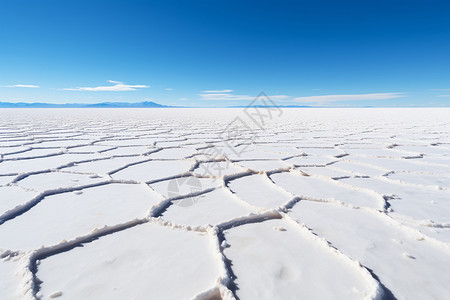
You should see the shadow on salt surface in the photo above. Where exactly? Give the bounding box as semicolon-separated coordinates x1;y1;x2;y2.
288;201;450;299
0;183;162;251
161;188;255;226
36;223;221;300
270;172;385;210
223;219;378;300
111;159;193;182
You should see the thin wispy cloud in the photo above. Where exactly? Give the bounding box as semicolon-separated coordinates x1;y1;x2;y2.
436;95;450;97
200;90;253;101
2;84;40;88
61;80;149;91
429;89;450;91
200;90;403;104
200;89;289;101
203;89;233;93
165;88;173;91
293;93;405;103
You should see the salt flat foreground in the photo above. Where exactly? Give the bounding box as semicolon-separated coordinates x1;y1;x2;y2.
0;108;449;300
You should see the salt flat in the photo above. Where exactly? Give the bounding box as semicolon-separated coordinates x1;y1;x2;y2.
0;108;449;300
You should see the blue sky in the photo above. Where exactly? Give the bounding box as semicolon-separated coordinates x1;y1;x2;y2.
1;0;449;107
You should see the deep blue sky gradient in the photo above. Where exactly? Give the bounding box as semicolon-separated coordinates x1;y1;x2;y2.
1;0;449;106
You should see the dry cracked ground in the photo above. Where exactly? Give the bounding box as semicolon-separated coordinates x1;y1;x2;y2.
0;108;449;300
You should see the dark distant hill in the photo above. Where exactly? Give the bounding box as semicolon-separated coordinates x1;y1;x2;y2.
0;101;171;108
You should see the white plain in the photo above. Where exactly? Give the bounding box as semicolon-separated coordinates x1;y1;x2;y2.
0;108;449;300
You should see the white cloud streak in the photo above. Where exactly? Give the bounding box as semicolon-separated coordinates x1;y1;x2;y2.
2;84;40;88
200;89;289;101
437;95;450;97
200;90;402;103
203;89;233;93
61;80;149;91
293;93;405;103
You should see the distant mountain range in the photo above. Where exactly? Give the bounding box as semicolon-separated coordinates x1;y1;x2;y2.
0;101;382;109
0;101;314;108
0;101;171;108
